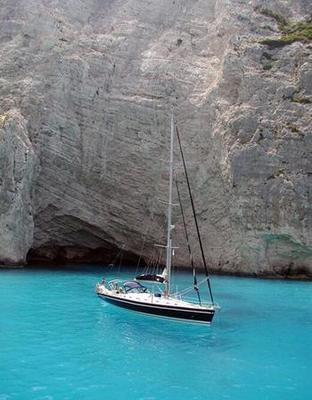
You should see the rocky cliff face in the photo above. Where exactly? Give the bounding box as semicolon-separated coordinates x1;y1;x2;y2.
0;110;36;264
0;0;311;277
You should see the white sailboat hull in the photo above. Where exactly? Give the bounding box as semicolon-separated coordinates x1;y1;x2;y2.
96;284;216;324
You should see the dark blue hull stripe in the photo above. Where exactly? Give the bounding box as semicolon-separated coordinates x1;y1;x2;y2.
98;294;215;323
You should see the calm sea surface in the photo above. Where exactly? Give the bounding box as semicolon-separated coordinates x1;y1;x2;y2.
0;266;311;400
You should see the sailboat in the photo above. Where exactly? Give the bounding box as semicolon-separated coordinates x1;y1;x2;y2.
96;114;218;324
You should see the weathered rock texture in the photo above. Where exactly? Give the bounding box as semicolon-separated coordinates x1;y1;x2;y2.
0;0;311;277
0;110;36;264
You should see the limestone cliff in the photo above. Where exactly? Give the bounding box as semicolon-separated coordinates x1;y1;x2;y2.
0;0;311;277
0;110;36;264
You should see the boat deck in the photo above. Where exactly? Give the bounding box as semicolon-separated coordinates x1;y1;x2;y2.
96;284;214;311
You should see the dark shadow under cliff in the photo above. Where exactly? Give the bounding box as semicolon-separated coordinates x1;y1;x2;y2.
26;245;141;266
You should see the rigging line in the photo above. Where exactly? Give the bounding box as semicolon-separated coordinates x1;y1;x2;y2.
135;196;162;274
135;129;168;275
117;247;124;274
109;245;124;268
135;220;152;274
175;176;194;268
192;268;201;306
156;247;162;274
151;250;158;270
175;177;202;306
177;277;208;296
175;124;214;305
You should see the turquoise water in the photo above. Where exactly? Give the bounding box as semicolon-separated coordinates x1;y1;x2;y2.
0;266;311;400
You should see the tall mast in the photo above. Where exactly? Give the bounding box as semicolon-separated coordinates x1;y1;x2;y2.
165;113;175;296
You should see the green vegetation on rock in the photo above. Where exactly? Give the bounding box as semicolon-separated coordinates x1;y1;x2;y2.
257;8;288;27
291;95;312;104
263;234;312;260
258;8;312;47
